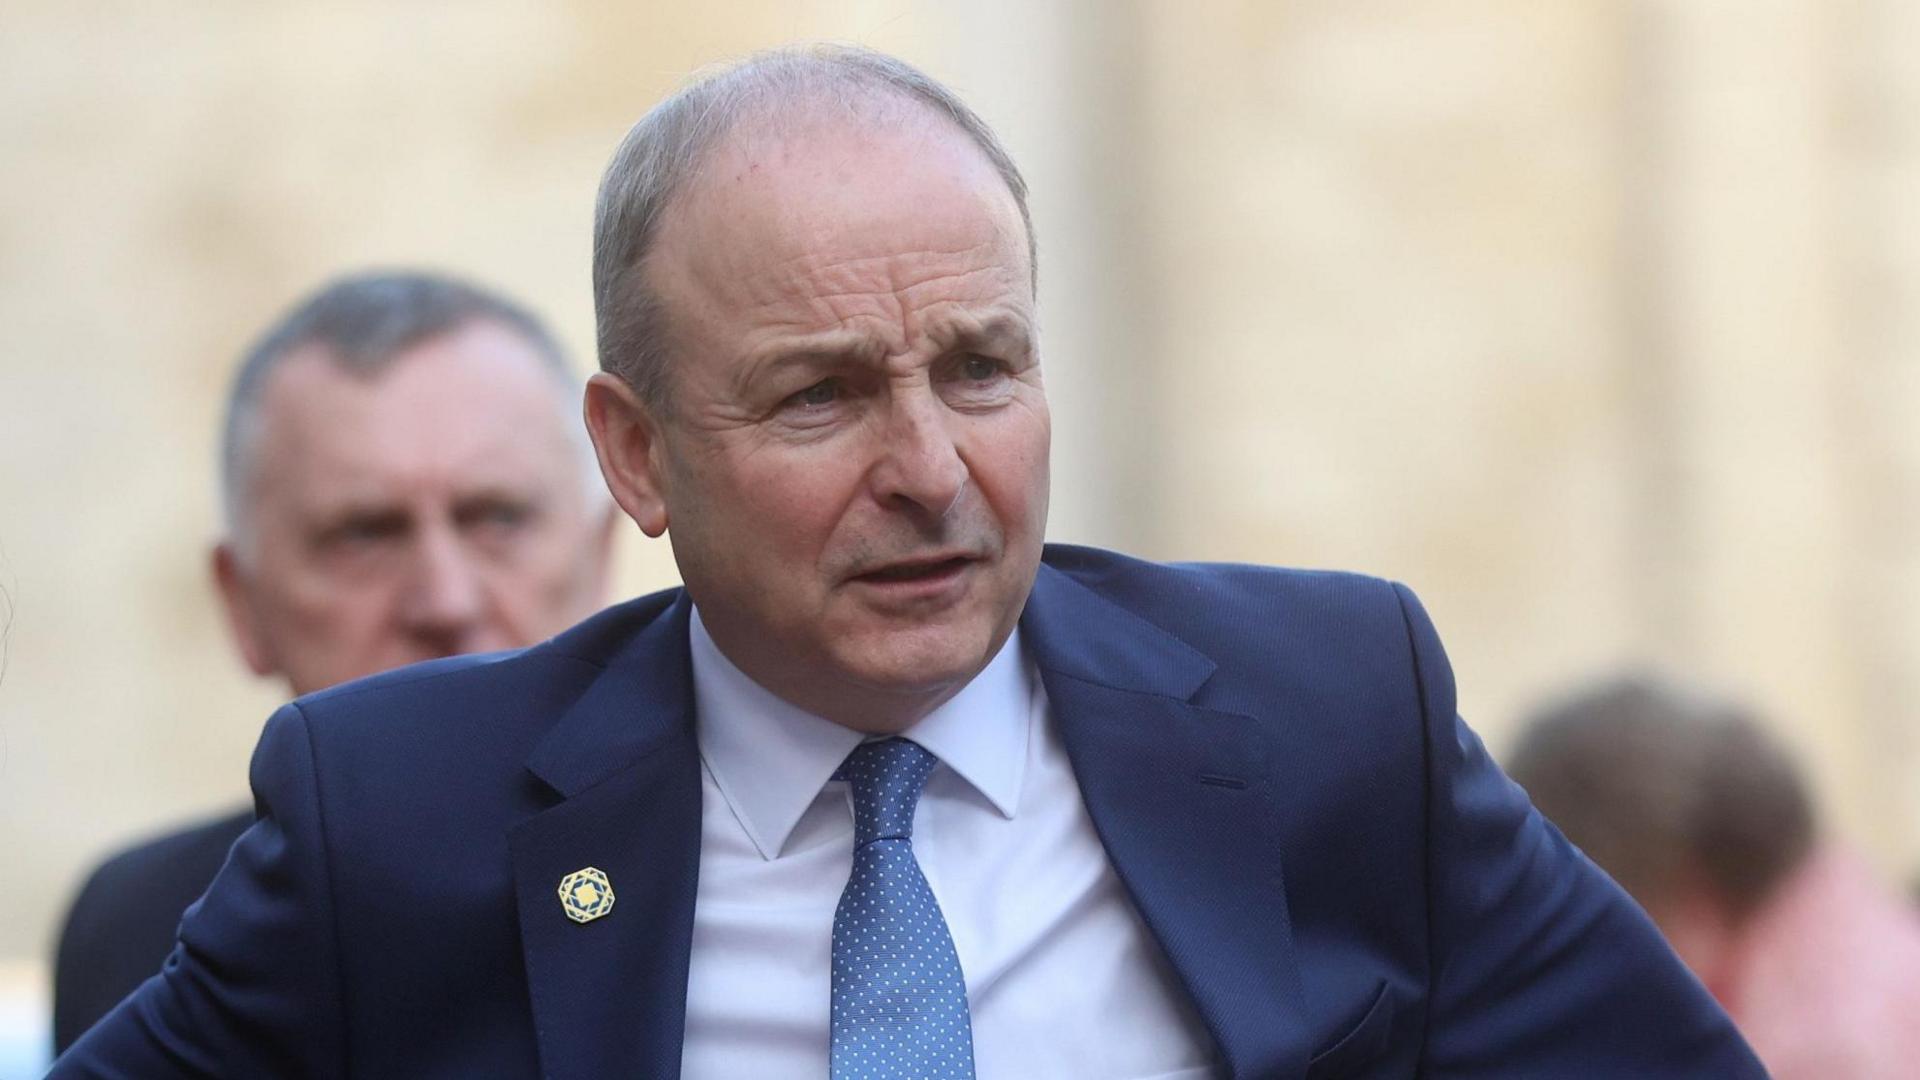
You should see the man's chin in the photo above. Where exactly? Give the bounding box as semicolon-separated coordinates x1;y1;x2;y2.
826;622;1005;700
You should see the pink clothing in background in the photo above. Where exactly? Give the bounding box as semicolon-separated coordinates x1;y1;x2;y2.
1719;847;1920;1080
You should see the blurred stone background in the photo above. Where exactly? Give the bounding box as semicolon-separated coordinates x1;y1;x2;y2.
3;0;1918;1067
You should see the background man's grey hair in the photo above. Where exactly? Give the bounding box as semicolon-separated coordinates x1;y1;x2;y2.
1505;673;1816;922
221;270;601;545
592;43;1036;411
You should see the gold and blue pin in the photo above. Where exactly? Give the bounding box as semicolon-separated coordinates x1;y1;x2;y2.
558;867;615;924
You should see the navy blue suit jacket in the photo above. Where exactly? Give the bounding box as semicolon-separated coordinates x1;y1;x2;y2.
55;546;1764;1078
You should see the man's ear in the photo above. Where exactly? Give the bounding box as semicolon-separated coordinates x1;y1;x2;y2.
211;541;277;678
584;372;670;538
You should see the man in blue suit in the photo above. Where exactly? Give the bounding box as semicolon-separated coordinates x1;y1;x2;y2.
55;45;1765;1078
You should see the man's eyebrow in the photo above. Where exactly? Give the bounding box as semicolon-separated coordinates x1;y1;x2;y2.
734;312;1037;392
940;314;1035;354
304;503;412;542
451;482;545;506
306;497;405;524
734;336;884;391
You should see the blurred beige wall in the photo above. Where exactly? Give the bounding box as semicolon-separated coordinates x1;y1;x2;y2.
2;0;1917;987
1120;0;1920;876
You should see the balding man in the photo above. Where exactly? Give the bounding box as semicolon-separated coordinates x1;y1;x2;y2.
54;48;1762;1078
51;271;614;1052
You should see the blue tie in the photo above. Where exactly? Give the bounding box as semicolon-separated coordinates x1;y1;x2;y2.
831;738;977;1079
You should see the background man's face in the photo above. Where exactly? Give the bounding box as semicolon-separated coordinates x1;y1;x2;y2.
217;320;612;696
623;114;1049;727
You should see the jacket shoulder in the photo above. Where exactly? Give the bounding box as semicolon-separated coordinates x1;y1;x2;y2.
1036;543;1433;727
1040;543;1410;636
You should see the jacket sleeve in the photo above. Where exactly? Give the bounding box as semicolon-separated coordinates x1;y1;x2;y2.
1391;583;1768;1077
50;702;348;1078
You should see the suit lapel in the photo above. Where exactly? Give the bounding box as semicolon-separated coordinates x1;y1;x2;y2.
501;569;1313;1077
1023;565;1311;1079
510;594;703;1080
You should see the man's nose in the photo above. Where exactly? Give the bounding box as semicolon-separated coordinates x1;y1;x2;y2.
869;389;969;519
397;524;486;651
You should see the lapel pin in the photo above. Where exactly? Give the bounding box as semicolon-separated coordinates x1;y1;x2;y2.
558;866;616;924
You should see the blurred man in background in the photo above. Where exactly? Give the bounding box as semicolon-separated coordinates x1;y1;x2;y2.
50;271;616;1052
1507;674;1920;1080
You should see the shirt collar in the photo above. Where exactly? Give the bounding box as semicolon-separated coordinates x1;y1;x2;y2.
690;606;1031;861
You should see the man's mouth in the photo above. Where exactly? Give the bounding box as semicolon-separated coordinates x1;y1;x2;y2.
853;556;974;583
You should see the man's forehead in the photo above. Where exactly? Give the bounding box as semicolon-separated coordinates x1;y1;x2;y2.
246;327;578;503
645;117;1031;326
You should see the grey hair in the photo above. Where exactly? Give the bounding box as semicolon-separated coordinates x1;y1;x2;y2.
591;43;1036;410
1505;673;1816;922
221;270;600;539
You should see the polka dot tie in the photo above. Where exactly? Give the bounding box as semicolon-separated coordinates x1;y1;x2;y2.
830;738;977;1079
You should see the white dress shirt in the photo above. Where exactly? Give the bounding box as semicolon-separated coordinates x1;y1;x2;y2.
679;607;1216;1078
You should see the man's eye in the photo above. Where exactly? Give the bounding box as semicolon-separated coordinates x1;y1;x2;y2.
789;380;839;408
960;355;1000;382
323;515;406;548
458;500;532;532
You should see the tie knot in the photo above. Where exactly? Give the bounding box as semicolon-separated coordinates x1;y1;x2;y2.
838;738;938;846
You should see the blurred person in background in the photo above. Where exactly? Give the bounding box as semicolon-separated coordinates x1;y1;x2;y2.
1507;674;1920;1080
50;270;616;1052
